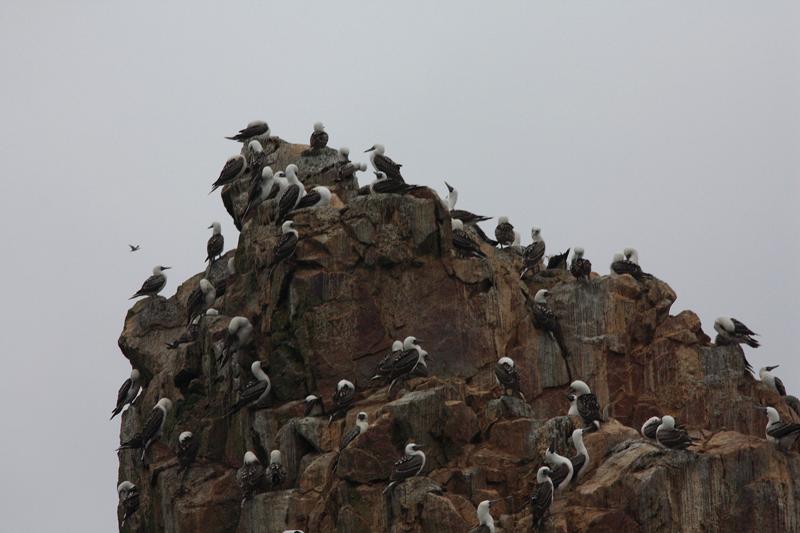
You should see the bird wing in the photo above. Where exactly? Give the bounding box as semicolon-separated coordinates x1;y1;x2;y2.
450;210;492;224
304;398;323;417
657;427;692;449
524;241;546;265
186;285;203;321
530;481;553;522
115;378;133;409
453;230;483;255
611;260;643;277
135;274;165;296
271;233;299;265
217;157;245;184
374;154;403;181
207;234;224;260
372;179;412;195
333;386;355;410
775;376;787;396
339;425;361;450
277;186;301;219
546;249;570;269
578;394;602;423
768;422;800;439
391;453;424;481
295;190;321;210
139;407;165;443
642;419;659;439
731;318;757;336
236;463;264;488
549;462;570;488
494;363;518;389
570;454;586;478
228;123;268;141
390;350;422;378
310;130;329;150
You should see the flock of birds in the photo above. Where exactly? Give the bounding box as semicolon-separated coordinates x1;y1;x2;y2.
113;120;799;532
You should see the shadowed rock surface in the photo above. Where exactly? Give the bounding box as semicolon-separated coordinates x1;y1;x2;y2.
116;140;800;532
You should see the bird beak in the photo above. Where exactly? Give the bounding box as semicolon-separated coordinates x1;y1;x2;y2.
767;365;780;371
364;146;376;153
444;181;453;192
208;224;213;229
162;266;172;270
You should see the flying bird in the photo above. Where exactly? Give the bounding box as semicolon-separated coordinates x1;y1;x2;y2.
544;442;573;492
117;481;139;527
759;366;786;396
226;120;270;143
226;360;271;416
218;316;254;367
365;144;404;182
308;122;328;152
530;466;554;529
328;379;356;425
569;428;590;482
656;415;695;450
570;247;592;281
206;222;224;263
267;220;302;279
494;356;524;399
568;380;602;430
236;451;265;506
130;265;170;299
209;154;247;194
494;217;515;248
185;278;216;325
451;219;486;258
759;406;800;450
303;394;325;417
110;368;142;420
531;289;573;382
383;443;426;494
267;450;287;488
117;397;173;463
128;244;140;252
520;227;546;278
177;431;199;472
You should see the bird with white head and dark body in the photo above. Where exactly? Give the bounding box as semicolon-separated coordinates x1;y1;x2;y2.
185;278;216;325
303;394;325;417
336;161;367;183
218;316;254;368
246;140;270;184
166;308;218;350
714;317;759;373
568;380;602;431
451;219;487;259
267;449;287;488
328;379;356;425
641;415;686;440
110;368;142;420
117;397;173;464
758;406;800;450
546;248;571;270
383;442;426;494
365;143;404;182
494;216;515;248
570;247;592;281
443;181;494;233
177;431;199;472
205;222;224;264
117;481;139;527
209;257;236;298
226;360;271;417
241;166;279;224
266;220;303;280
209;153;247;194
362;170;422;195
469;499;496;533
544;441;573;492
226;120;270;143
759;366;786;396
130;265;170;299
610;249;652;280
520;227;546;279
385;336;431;396
275;164;306;225
332;412;370;472
307;121;329;152
494;356;525;400
530;466;554;528
530;289;573;382
656;415;696;450
293;185;332;211
569;428;591;482
236;451;265;506
371;340;405;384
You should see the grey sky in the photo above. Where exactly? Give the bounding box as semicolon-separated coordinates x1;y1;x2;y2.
0;2;797;531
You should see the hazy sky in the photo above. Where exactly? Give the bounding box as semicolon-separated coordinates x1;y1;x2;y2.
0;2;797;531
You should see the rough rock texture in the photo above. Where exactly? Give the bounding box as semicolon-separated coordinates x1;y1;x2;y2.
116;140;800;532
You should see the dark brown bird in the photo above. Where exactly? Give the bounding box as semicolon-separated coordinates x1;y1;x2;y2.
494;217;515;248
206;222;224;263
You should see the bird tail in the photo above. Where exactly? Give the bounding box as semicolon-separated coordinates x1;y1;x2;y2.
745;336;760;348
110;408;122;421
208;185;220;195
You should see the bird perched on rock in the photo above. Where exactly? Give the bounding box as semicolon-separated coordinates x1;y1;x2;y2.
610;250;652;280
293;185;331;210
383;443;426;494
530;466;554;529
236;451;265;506
308;122;328;152
242;167;279;223
371;340;405;384
209;154;247;194
218;316;254;367
656;415;695;450
117;481;139;527
544;442;573;492
177;431;199;472
546;248;570;270
520;227;546;278
328;379;356;425
568;380;602;430
570;247;592;281
333;412;369;471
130;265;170;299
185;278;216;325
470;500;496;533
364;171;421;195
494;217;515;248
443;181;494;230
569;428;590;481
267;220;302;279
110;368;142;420
206;222;224;263
531;289;573;382
226;120;270;143
759;366;786;396
226;360;271;416
304;394;325;417
267;450;287;488
759;406;800;450
365;144;404;182
494;356;524;399
641;416;662;440
275;164;306;225
117;398;172;464
451;219;486;258
714;317;760;349
167;309;217;350
247;140;269;184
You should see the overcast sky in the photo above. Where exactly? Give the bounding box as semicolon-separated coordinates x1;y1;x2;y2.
0;2;797;531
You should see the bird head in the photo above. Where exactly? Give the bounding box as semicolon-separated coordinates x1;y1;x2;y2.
337;379;355;391
533;289;549;304
313;122;324;132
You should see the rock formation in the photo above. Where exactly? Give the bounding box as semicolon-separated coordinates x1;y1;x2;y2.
116;137;800;532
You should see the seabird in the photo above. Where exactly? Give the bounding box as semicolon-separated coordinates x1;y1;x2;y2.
110;368;142;420
333;412;369;471
759;406;800;450
759;366;786;396
129;265;170;299
656;415;695;450
530;466;554;529
293;185;332;210
365;144;404;182
266;220;302;279
236;451;265;506
275;164;306;225
308;122;328;152
714;317;760;349
569;428;590;481
339;146;350;162
166;310;214;350
185;278;216;325
211;258;236;298
494;217;515;248
117;481;139;527
336;161;367;183
471;500;496;533
209;154;247;194
226;360;271;416
371;340;405;383
226;120;270;143
117;397;172;463
364;171;421;195
494;356;524;399
383;443;426;494
247;140;270;184
267;449;287;488
570;247;592;281
610;251;652;280
544;442;573;492
177;431;199;472
568;380;602;430
531;289;573;382
546;249;570;270
520;227;546;278
328;379;356;425
304;394;325;417
451;219;486;258
206;222;224;263
242;166;279;223
129;244;140;252
444;181;493;226
641;416;661;440
218;316;254;367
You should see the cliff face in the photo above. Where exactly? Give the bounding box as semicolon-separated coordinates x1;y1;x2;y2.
117;139;800;533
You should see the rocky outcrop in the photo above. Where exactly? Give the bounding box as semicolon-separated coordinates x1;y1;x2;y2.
116;138;800;532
